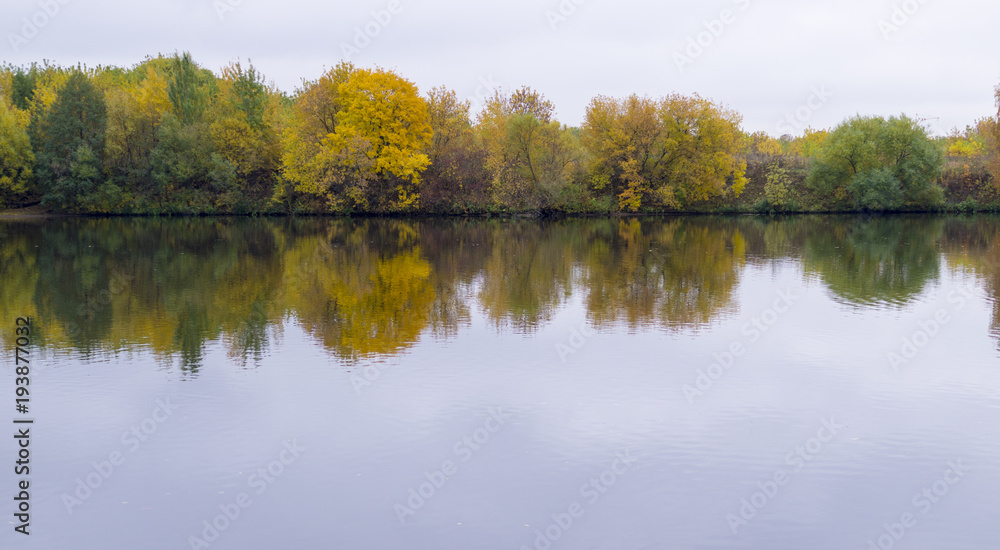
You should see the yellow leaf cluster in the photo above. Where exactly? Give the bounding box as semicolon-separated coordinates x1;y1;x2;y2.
583;93;746;211
282;64;432;212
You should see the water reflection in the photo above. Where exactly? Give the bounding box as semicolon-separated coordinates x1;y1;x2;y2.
938;216;1000;346
580;218;745;330
2;215;999;364
802;216;943;307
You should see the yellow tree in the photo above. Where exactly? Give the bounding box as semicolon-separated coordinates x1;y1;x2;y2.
281;62;355;210
945;129;984;158
0;99;34;206
582;94;661;210
659;94;747;205
788;127;829;157
336;67;432;210
747;130;782;158
25;65;70;119
282;63;432;212
0;69;12;104
477;86;578;210
104;64;171;199
582;93;747;211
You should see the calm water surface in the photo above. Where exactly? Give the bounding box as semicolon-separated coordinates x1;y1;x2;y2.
0;215;998;550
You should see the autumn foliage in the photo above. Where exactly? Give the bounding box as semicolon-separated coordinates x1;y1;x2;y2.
1;53;998;214
583;94;747;211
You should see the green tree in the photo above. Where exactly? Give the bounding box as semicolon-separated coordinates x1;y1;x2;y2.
10;66;39;110
167;52;213;125
150;53;228;212
30;70;107;212
210;61;282;210
808;115;943;210
224;60;268;131
151;113;232;212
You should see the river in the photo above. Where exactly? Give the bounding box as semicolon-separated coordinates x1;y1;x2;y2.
0;215;997;549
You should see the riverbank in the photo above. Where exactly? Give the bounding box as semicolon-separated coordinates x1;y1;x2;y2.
0;204;61;219
5;163;999;218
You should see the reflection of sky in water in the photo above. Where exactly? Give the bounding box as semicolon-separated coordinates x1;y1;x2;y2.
1;216;999;549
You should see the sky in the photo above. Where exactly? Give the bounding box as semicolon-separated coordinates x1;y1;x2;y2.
2;0;999;136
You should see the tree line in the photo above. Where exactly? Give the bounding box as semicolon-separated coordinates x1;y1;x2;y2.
2;53;1000;215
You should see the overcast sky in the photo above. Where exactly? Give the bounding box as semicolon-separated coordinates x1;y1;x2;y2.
2;0;998;136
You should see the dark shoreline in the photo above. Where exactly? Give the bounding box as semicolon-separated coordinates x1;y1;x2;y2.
3;207;998;221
